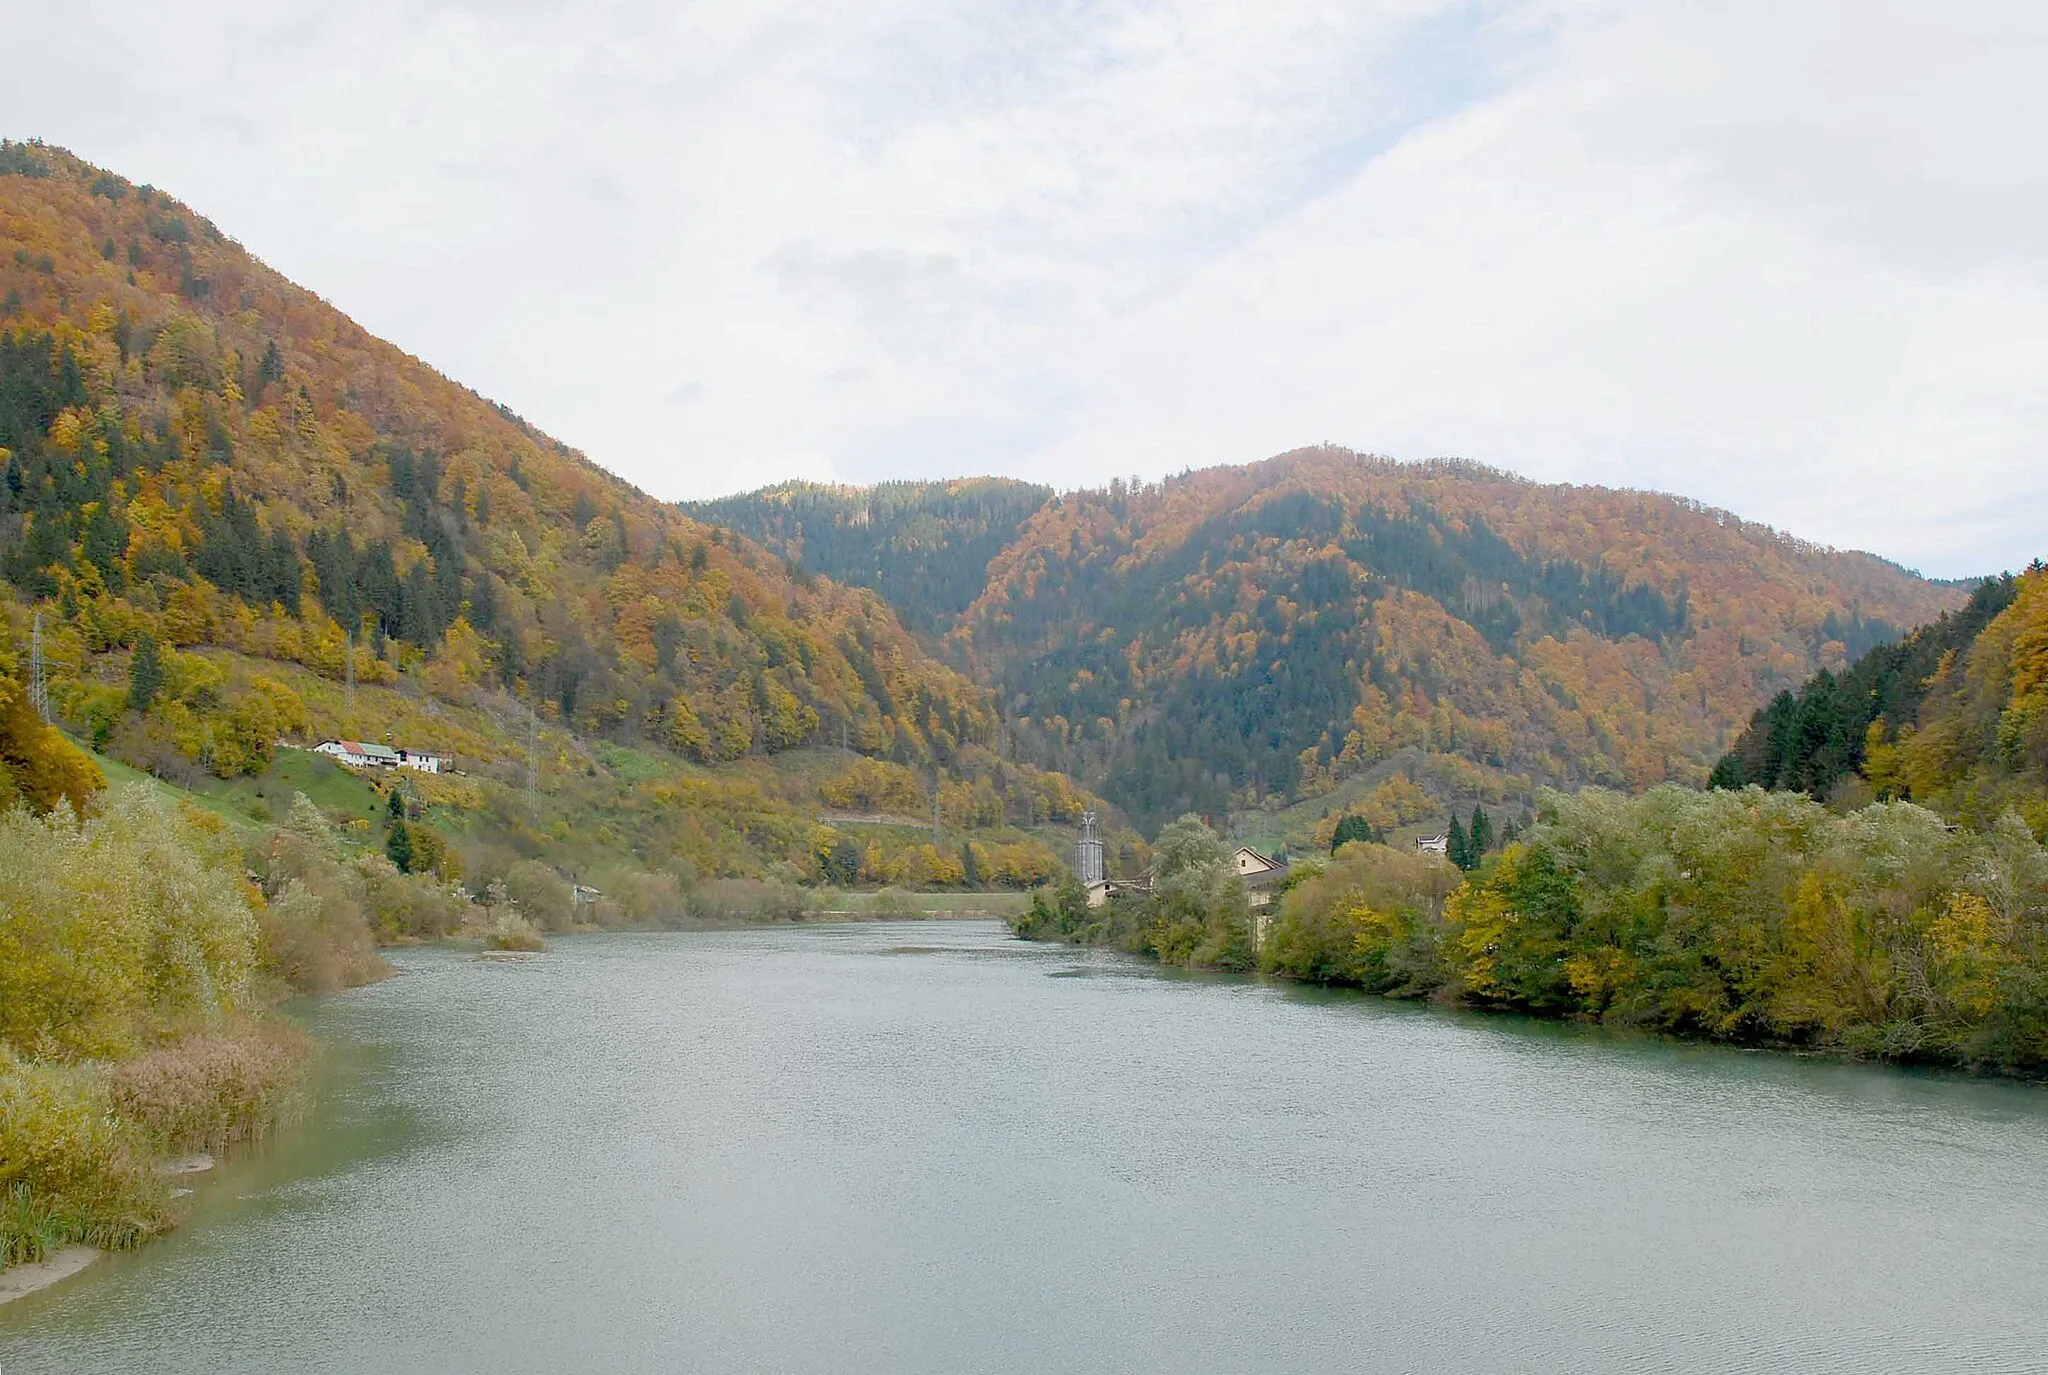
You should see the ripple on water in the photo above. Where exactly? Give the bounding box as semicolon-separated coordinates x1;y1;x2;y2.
4;922;2048;1375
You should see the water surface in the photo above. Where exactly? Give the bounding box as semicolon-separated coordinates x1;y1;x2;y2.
5;922;2047;1372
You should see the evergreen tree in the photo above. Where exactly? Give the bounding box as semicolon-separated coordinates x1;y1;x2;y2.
127;633;162;713
961;842;981;887
385;817;414;873
1331;814;1376;852
1448;814;1470;870
387;787;406;822
825;836;861;887
1469;805;1493;859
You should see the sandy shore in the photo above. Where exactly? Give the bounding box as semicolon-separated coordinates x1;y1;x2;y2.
0;1247;100;1306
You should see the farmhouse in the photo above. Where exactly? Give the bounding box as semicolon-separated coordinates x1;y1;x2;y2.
313;739;400;770
313;740;453;773
1416;833;1449;857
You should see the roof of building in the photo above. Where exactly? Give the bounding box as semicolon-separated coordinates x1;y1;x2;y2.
323;739;401;760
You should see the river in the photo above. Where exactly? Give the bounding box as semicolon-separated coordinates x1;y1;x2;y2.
4;921;2046;1372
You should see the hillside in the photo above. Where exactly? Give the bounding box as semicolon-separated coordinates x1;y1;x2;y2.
700;449;1958;835
682;479;1054;640
0;140;1117;889
956;448;1959;830
1715;563;2048;836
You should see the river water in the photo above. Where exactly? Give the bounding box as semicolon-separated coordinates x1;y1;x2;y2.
4;921;2047;1373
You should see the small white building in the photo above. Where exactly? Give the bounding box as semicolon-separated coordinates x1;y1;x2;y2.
314;739;400;770
1416;833;1449;857
313;740;451;773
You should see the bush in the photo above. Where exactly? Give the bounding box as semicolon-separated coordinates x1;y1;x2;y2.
592;867;686;926
0;1050;168;1264
0;786;255;1061
351;851;467;942
1264;842;1458;992
249;796;394;986
505;860;574;931
102;1019;309;1153
685;877;815;923
483;913;546;952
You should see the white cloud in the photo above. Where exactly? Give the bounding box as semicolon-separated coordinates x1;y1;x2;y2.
5;0;2043;574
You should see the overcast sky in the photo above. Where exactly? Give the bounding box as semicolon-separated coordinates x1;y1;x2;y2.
8;1;2045;577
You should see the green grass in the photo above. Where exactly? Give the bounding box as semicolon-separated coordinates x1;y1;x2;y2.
592;740;672;787
210;748;385;827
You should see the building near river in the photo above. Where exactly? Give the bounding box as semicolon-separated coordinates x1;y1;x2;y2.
1233;846;1288;908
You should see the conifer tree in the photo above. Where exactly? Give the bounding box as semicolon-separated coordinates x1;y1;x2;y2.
385;817;413;873
1448;814;1470;870
127;633;162;714
1331;814;1375;852
1470;805;1492;859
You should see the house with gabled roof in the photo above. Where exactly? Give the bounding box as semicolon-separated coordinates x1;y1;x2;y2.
314;739;400;769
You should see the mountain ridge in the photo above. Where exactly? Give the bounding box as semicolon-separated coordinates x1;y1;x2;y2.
701;446;1961;833
0;140;1117;886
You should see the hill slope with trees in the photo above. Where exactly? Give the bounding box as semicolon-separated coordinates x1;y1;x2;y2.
700;452;1962;837
682;478;1054;639
0;140;1111;888
950;448;1960;831
1715;562;2048;837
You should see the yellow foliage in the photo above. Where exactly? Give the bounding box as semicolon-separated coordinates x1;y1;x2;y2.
819;756;926;814
0;659;103;816
0;787;256;1061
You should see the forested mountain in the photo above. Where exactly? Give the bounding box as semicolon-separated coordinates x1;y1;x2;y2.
948;449;1958;830
1716;563;2048;834
0;141;1107;884
682;478;1053;638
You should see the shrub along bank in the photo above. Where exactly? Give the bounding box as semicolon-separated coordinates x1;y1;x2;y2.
0;771;421;1268
1016;788;2048;1074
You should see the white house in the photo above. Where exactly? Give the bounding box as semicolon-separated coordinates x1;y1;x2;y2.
1416;833;1450;857
313;740;451;773
1233;846;1284;881
314;739;400;769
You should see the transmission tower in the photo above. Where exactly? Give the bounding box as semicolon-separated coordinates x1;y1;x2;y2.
29;611;49;723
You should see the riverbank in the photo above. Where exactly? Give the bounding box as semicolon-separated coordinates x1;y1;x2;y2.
0;1246;100;1307
1017;789;2048;1077
0;1015;311;1281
